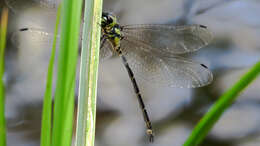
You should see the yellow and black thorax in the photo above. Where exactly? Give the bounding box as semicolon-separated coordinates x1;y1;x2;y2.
101;12;123;52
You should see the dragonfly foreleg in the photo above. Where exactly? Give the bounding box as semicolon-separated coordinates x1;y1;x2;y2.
100;35;107;49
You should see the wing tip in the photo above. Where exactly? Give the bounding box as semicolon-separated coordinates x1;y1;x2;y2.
197;24;214;45
190;66;214;88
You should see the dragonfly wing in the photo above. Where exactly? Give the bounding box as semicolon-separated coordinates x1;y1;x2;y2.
100;35;114;61
120;37;213;88
12;28;112;60
11;28;57;51
122;24;213;55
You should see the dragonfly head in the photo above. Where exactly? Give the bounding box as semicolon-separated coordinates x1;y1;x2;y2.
101;12;117;28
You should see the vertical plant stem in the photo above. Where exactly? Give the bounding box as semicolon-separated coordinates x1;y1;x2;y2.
40;5;61;146
75;0;102;146
0;7;8;146
51;1;83;146
184;61;260;146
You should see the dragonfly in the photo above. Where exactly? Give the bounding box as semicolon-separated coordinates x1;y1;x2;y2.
10;4;213;141
100;12;213;142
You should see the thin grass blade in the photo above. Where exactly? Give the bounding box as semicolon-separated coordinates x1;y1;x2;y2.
51;1;83;146
40;5;61;146
0;7;8;146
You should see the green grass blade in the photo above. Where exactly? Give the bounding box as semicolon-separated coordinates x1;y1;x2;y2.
184;61;260;146
0;7;8;146
40;5;61;146
51;1;83;146
75;0;102;145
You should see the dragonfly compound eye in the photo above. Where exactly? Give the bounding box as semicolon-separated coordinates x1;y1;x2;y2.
107;16;113;24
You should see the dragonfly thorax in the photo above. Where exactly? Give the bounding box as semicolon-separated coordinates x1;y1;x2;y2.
101;12;123;50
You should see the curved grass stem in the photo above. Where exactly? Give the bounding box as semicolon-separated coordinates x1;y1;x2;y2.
184;61;260;146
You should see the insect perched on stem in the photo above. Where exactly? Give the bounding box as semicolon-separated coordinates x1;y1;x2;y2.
10;7;213;141
100;12;213;142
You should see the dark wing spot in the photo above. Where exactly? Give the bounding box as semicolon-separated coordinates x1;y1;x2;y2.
199;25;207;29
201;64;208;69
19;28;29;31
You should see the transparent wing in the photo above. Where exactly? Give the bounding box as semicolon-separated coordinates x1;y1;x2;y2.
11;28;111;60
99;35;114;61
122;24;213;55
11;28;57;51
120;37;213;88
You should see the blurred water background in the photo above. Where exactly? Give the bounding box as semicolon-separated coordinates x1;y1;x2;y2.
1;0;260;145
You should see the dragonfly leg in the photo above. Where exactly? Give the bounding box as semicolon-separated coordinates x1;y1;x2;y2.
120;54;154;142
